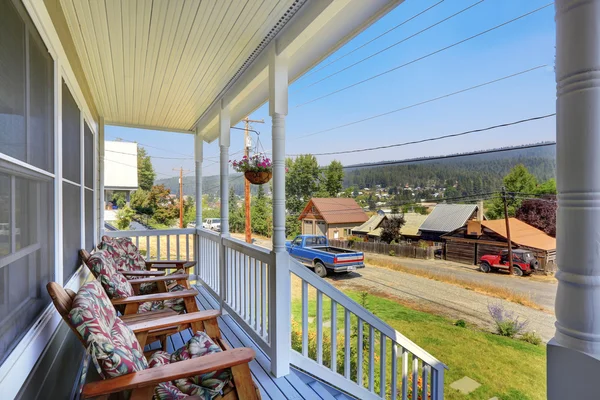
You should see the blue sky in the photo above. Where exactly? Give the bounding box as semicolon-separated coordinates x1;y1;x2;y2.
105;0;556;179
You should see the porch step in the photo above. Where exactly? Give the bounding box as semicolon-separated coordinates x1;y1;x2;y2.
334;394;354;400
307;381;338;400
291;367;356;399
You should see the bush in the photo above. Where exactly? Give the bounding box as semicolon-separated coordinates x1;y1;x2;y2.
347;236;364;248
521;331;542;345
454;319;467;328
488;303;528;338
389;250;395;257
115;206;135;230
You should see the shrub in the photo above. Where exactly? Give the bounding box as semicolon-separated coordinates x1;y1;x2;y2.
521;331;542;345
389;250;396;257
115;206;135;230
454;319;467;328
488;303;528;338
347;236;363;248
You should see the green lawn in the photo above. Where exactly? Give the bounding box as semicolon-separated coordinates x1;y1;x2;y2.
290;289;545;400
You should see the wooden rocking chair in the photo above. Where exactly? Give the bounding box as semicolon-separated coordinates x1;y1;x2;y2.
47;281;260;400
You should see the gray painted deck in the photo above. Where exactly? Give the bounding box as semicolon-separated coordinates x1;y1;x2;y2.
148;284;355;400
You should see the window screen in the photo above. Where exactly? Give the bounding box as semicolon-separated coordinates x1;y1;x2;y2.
85;188;94;251
62;81;81;183
0;170;54;365
62;182;81;281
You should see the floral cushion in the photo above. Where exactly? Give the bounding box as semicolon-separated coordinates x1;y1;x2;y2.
86;250;134;299
149;331;232;400
138;284;187;314
99;236;147;271
69;281;148;379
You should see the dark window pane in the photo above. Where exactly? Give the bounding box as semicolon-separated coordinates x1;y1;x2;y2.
62;82;80;183
0;172;54;364
84;123;93;188
28;32;54;172
0;0;26;162
85;189;94;251
63;182;81;281
14;177;37;250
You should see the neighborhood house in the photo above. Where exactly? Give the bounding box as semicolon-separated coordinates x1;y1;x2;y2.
352;212;428;242
418;203;482;242
299;198;368;240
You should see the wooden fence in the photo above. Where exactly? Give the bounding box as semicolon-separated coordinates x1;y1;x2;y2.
330;239;437;259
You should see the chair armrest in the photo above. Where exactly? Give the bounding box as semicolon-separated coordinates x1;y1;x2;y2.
146;261;196;269
127;310;221;333
119;270;166;277
111;289;198;306
82;348;255;398
126;274;189;285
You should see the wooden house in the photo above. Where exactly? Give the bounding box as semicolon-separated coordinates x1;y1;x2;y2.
299;198;368;239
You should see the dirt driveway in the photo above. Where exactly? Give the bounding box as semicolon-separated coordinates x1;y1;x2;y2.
328;265;556;342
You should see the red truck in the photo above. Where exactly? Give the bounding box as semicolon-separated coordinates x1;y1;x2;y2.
479;249;539;277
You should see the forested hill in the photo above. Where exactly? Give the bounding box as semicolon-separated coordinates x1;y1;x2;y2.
156;174;265;197
343;144;556;191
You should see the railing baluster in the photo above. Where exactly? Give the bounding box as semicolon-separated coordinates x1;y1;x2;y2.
135;236;139;249
402;348;408;400
243;255;247;320
357;319;364;387
261;261;267;338
369;325;375;392
422;364;430;400
344;309;351;379
176;234;180;260
412;356;419;400
301;280;308;357
380;332;386;398
314;290;322;365
331;300;337;372
156;236;161;261
255;258;260;332
186;234;190;261
166;235;170;260
236;251;241;313
391;343;398;399
249;257;255;327
146;236;150;259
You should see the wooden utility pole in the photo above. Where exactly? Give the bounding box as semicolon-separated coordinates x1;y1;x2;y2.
243;116;264;243
173;167;192;228
501;186;514;275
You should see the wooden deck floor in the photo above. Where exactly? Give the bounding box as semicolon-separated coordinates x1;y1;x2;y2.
148;284;353;400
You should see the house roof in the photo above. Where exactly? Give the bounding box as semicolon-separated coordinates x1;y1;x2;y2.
353;215;385;234
353;213;427;237
300;198;369;225
482;218;556;251
398;213;429;236
419;204;478;233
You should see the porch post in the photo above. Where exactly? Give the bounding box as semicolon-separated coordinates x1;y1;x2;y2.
98;117;105;240
219;102;230;309
269;46;290;378
549;1;600;398
194;129;203;227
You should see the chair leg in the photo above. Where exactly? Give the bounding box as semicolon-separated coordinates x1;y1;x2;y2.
230;363;259;400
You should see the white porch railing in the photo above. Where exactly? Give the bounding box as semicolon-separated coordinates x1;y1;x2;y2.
196;228;221;295
105;228;196;262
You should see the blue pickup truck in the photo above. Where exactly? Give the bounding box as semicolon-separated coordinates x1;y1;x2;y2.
285;235;365;277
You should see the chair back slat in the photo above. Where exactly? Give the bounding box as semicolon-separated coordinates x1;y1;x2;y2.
46;282;86;346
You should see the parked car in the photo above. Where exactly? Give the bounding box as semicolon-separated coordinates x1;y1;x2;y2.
479;249;539;276
202;218;221;231
285;235;365;277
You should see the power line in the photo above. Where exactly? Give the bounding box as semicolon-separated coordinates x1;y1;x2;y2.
295;65;548;139
104;158;172;177
299;0;446;80
290;113;555;157
340;141;556;169
295;0;484;93
294;2;553;108
106;136;195;158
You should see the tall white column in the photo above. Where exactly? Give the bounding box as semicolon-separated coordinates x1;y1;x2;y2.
549;1;600;398
219;102;231;237
98;117;105;241
269;46;290;378
194;130;203;227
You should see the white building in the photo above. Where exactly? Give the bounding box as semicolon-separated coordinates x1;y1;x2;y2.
103;140;138;208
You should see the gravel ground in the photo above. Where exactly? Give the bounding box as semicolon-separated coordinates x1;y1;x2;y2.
328;266;556;342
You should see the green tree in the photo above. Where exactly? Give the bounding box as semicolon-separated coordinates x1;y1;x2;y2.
229;188;245;232
112;192;126;209
115;206;135;230
251;185;272;237
183;197;196;227
323;160;344;197
285;155;322;214
488;164;538;218
535;178;557;195
137;146;156;191
130;189;152;215
380;215;406;244
149;184;178;225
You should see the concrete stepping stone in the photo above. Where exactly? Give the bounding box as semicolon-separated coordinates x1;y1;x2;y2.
449;376;481;395
323;320;331;328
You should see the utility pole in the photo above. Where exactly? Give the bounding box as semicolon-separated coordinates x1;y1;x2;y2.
243;116;264;243
173;167;192;228
501;186;514;275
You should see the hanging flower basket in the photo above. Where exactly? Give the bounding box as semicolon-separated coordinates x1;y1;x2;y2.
244;170;272;184
231;153;272;184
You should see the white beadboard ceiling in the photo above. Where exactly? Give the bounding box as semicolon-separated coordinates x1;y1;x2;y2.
60;0;298;131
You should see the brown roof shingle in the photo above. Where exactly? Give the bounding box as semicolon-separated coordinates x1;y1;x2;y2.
299;198;369;225
481;218;556;251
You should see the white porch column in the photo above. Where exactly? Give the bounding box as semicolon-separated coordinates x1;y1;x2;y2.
194;129;203;227
98;117;105;240
549;1;600;398
269;46;290;378
219;102;231;237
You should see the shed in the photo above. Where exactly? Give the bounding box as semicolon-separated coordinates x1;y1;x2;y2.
299;198;368;240
442;218;557;272
418;204;481;242
353;213;427;242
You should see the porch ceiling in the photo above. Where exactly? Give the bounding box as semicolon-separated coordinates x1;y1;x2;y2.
59;0;298;132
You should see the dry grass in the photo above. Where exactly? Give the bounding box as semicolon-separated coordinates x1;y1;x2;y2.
364;256;547;311
129;234;195;261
